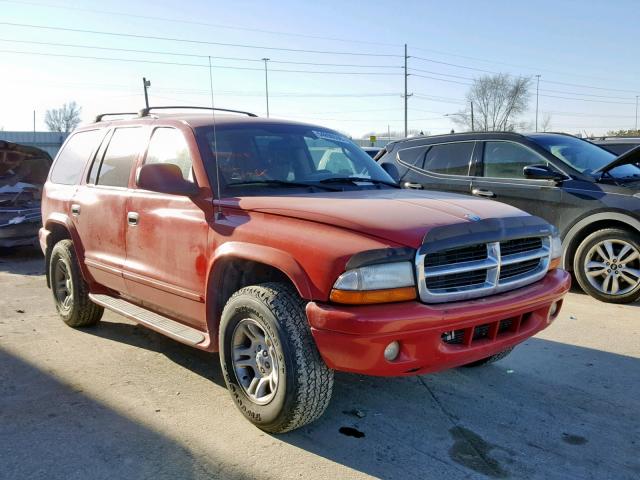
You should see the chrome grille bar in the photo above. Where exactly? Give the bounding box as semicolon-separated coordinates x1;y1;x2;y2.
416;236;551;303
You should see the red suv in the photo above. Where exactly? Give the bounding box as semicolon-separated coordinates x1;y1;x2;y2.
40;107;570;432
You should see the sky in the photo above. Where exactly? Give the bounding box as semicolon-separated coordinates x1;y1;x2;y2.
1;0;638;138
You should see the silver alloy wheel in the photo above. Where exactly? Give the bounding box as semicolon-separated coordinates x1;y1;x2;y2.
53;259;73;312
231;318;279;405
584;239;640;296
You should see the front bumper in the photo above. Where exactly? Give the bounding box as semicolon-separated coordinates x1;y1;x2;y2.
306;269;571;376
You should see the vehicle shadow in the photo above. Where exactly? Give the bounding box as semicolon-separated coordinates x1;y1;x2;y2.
82;318;640;479
86;318;226;388
0;245;44;275
0;347;249;480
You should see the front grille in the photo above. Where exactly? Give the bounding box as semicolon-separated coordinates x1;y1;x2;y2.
424;243;487;268
419;236;551;303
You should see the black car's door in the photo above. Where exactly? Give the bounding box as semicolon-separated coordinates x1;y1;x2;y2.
396;141;476;195
471;140;564;227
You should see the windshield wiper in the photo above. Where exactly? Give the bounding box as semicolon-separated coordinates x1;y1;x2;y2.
225;180;339;191
318;177;400;188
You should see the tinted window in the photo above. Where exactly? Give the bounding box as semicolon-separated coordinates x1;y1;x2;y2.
422;142;474;175
145;128;193;181
528;134;615;173
50;130;103;185
96;127;144;187
397;146;429;167
483;141;547;179
599;143;636;155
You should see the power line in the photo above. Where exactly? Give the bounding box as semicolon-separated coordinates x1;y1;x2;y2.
0;38;402;68
0;0;403;48
0;21;403;57
0;49;403;75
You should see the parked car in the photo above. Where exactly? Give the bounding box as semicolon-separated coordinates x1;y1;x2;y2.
361;146;382;158
378;132;640;303
589;136;640;155
0;140;52;247
40;107;569;432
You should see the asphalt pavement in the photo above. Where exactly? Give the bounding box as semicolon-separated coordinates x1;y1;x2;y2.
1;247;638;480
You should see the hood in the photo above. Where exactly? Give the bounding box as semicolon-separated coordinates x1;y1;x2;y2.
593;144;640;174
224;189;530;248
0;141;52;208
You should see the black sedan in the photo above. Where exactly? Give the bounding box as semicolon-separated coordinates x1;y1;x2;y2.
378;132;640;303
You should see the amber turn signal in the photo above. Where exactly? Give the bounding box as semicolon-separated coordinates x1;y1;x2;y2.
549;256;562;270
330;286;417;304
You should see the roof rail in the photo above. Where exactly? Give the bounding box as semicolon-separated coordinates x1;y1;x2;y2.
137;106;258;118
94;112;138;122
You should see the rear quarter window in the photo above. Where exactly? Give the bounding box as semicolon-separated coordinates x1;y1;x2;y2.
422;142;474;176
49;129;104;185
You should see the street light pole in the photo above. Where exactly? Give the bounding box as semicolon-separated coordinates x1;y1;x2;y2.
142;77;151;109
635;95;638;131
404;43;408;138
262;58;270;118
535;74;541;132
470;101;475;131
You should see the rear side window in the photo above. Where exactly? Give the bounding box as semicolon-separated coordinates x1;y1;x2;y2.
49;129;103;185
145;128;194;181
96;127;144;187
422;142;474;176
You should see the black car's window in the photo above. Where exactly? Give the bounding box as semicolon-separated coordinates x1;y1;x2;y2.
196;125;394;196
95;127;144;188
600;144;636;156
397;146;429;167
145;128;194;181
422;142;474;176
483;141;548;179
49;129;103;185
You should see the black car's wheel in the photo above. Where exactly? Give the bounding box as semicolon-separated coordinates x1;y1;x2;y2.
49;239;104;327
574;228;640;304
462;347;514;368
219;282;333;433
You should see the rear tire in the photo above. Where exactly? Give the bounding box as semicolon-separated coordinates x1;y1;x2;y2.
573;228;640;304
462;347;514;367
219;282;333;433
50;239;103;327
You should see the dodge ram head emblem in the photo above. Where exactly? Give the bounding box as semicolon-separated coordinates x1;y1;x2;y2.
465;213;481;222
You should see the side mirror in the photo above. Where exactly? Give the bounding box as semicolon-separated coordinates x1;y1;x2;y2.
523;164;566;182
136;163;199;196
380;162;400;182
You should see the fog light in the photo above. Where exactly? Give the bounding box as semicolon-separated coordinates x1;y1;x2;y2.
384;341;401;361
549;301;559;318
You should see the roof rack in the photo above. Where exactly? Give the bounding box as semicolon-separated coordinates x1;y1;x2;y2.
94;112;138;122
138;106;258;118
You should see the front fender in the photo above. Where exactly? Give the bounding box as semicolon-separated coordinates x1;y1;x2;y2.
209;241;313;299
43;213;93;288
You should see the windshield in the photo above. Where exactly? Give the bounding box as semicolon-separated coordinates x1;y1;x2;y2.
196;124;395;196
528;133;640;178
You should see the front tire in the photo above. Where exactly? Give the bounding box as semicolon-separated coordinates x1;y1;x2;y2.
50;239;103;327
219;282;333;433
573;228;640;304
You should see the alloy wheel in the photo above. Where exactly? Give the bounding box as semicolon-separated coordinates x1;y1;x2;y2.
584;239;640;296
53;259;74;312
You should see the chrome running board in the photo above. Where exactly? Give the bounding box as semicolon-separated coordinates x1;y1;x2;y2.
89;294;205;345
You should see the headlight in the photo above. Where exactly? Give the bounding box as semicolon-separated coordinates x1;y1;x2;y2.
549;233;563;270
330;261;416;304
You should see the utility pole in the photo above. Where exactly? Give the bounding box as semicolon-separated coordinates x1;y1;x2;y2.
262;58;270;118
635;95;638;131
33;110;36;142
403;44;408;138
535;74;541;132
142;77;151;109
470;101;475;132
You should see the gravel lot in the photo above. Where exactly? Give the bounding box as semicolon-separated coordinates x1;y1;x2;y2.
1;247;638;480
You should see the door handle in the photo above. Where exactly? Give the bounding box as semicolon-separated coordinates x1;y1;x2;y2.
127;212;139;226
471;188;496;198
403;182;424;190
71;204;81;216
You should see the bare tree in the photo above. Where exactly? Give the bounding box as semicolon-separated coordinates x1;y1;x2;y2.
45;102;82;133
453;74;532;132
540;113;553;132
